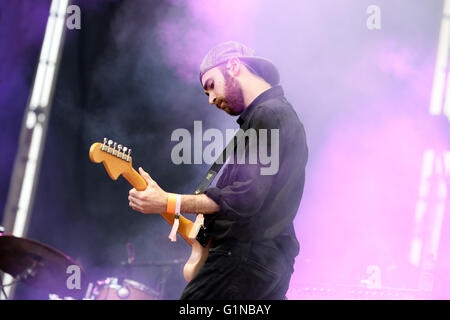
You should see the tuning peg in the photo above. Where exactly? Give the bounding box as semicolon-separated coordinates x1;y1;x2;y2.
127;149;132;161
113;142;117;150
108;140;113;147
100;138;108;151
121;146;128;160
118;144;122;152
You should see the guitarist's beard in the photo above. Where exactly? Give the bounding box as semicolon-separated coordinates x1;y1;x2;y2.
215;69;245;116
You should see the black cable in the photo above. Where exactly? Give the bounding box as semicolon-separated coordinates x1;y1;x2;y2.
1;287;7;300
0;277;22;300
0;262;39;300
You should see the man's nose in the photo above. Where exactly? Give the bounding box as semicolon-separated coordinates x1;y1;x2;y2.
209;94;216;105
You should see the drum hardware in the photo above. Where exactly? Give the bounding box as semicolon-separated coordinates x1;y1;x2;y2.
116;242;136;289
0;235;180;300
0;234;87;299
117;285;130;299
120;258;185;299
48;293;76;300
48;282;95;300
116;241;185;299
126;242;135;265
1;249;42;299
81;242;161;300
89;277;160;300
83;282;94;299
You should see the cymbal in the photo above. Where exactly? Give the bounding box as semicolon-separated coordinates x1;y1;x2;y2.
0;235;87;297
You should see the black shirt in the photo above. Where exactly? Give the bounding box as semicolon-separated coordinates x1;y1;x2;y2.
204;85;308;263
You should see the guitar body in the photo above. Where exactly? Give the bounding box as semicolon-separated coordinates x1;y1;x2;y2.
89;140;211;282
183;238;212;282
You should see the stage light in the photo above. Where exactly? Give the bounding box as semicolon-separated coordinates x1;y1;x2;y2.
409;149;450;292
30;0;67;110
429;0;450;120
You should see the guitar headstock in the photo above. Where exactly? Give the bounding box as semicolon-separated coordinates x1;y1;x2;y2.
89;138;133;180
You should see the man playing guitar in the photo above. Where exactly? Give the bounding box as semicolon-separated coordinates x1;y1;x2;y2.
127;41;308;299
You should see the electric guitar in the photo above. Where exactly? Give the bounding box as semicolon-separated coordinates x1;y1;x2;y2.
89;139;212;282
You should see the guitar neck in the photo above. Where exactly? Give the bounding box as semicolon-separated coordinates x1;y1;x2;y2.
122;168;194;246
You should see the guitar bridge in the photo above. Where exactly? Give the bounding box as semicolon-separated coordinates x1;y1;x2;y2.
196;226;210;247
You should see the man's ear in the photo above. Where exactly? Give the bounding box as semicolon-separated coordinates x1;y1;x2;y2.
226;56;241;76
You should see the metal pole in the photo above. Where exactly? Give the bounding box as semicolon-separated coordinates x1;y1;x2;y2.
1;0;70;300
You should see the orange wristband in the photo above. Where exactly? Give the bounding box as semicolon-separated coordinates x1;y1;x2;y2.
166;193;179;214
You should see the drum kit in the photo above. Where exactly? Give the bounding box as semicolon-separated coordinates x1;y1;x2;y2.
0;227;180;300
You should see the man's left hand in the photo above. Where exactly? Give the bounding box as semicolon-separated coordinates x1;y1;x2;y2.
128;167;168;214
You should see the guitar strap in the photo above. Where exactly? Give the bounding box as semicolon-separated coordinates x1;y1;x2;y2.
192;134;238;247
